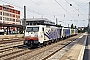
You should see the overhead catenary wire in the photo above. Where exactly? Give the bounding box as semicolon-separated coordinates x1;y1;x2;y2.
30;0;84;18
73;0;89;17
73;0;87;11
30;0;55;14
29;0;65;18
55;0;88;27
0;0;44;16
65;0;86;17
64;0;89;26
55;0;75;20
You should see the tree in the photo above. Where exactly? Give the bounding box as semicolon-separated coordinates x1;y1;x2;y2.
75;26;77;29
71;24;74;29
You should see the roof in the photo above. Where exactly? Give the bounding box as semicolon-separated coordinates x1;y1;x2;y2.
21;18;55;25
26;18;51;22
0;5;20;12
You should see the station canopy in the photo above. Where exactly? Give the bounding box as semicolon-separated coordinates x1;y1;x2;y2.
0;22;23;28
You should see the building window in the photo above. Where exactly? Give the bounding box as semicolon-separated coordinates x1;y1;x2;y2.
16;19;20;22
3;17;5;20
0;12;2;15
5;8;9;11
3;12;5;16
12;14;15;17
0;6;2;10
3;7;8;11
13;19;15;22
6;13;9;16
16;15;20;18
10;14;12;17
17;11;20;14
7;18;9;21
10;18;12;21
18;16;20;18
26;22;29;25
0;16;2;20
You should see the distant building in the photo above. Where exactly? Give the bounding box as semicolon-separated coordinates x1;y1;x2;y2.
78;27;84;30
0;5;20;25
21;18;55;26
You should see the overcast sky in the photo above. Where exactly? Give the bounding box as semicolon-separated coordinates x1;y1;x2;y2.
0;0;90;27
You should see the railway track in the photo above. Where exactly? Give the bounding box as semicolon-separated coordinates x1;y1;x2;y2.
0;38;24;44
0;37;24;50
0;34;82;60
0;45;38;60
0;49;29;60
0;37;24;57
26;38;78;60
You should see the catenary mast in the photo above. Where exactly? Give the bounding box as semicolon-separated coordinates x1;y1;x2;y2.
88;2;90;33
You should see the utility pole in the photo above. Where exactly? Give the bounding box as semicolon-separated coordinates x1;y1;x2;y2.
56;18;58;25
24;6;26;35
88;2;90;33
68;24;69;27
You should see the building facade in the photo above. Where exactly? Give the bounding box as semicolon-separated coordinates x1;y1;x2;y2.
0;5;20;25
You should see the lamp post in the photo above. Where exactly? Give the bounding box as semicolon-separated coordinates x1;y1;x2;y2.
56;18;58;25
88;2;90;33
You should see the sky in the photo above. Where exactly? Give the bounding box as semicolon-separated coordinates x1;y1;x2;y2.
0;0;90;27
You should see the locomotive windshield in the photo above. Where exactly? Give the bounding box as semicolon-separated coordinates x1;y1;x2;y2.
26;27;39;32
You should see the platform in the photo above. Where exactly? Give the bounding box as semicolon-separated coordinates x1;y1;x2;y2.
45;33;86;60
59;33;87;60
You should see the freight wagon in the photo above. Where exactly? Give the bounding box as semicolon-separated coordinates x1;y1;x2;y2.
61;27;70;39
70;29;78;36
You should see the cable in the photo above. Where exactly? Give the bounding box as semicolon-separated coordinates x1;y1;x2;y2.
0;0;44;15
73;0;87;11
64;0;89;26
55;0;75;20
29;0;64;17
65;0;86;17
30;0;55;13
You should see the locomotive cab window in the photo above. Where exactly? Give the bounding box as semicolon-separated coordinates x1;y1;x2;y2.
26;27;39;32
33;27;39;32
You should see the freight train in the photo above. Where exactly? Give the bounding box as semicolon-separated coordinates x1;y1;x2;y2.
24;25;78;47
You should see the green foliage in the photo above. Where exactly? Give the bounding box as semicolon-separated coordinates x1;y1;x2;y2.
75;26;77;29
71;24;74;29
78;27;88;33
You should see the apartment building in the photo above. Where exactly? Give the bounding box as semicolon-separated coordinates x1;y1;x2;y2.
0;5;20;25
